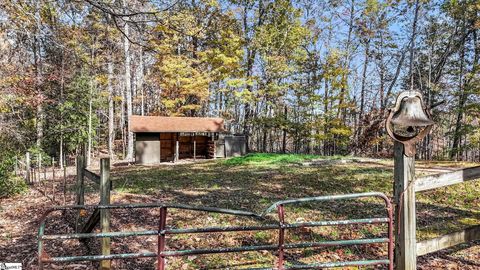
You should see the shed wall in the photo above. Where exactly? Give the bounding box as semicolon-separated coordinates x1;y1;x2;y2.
135;133;161;164
225;135;247;157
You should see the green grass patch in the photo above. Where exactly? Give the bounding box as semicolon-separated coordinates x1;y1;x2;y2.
223;152;342;166
112;153;480;242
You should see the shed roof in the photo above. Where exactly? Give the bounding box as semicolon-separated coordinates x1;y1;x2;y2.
130;116;225;133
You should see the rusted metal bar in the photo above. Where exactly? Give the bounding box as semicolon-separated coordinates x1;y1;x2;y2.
157;207;167;270
38;219;46;270
39;239;389;262
249;259;391;270
41;218;390;240
45;202;261;218
263;192;391;215
162;244;277;256
387;195;394;270
283;238;389;249
41;252;157;263
41;229;159;240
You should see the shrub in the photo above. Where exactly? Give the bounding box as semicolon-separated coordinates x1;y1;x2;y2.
0;151;28;198
0;174;28;198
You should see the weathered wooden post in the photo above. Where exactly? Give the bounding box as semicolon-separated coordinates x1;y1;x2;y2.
52;157;56;201
14;156;18;176
63;158;67;205
175;133;179;163
193;133;197;161
386;91;434;270
393;141;416;270
75;155;85;232
99;158;111;270
38;153;42;181
26;152;31;184
212;134;216;159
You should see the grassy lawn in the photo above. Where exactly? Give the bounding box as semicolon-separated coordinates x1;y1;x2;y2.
104;153;479;269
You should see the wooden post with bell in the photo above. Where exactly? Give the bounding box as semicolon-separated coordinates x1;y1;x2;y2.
386;91;435;270
393;141;416;270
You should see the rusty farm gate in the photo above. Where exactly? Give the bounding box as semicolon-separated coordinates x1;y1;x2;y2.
38;192;394;270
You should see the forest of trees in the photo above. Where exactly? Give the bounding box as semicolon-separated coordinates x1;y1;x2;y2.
0;0;479;176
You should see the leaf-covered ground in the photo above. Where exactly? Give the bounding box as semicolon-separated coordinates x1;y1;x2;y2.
1;153;479;269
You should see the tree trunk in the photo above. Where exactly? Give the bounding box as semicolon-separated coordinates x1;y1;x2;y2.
282;105;287;153
409;0;421;90
138;48;145;116
451;25;478;159
338;0;355;120
108;59;115;160
359;41;370;122
34;1;43;148
87;45;95;166
59;51;65;169
123;0;134;160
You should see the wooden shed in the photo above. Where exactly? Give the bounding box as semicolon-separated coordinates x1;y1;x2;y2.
130;116;225;164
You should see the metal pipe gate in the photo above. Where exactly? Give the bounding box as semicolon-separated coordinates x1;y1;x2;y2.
38;192;393;269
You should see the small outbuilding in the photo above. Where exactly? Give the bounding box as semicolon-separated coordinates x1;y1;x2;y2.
131;116;244;164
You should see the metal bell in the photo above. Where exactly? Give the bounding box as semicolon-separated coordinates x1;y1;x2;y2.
386;90;435;156
391;95;434;127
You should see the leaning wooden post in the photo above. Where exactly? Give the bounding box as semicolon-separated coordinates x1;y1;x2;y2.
393;141;416;270
26;152;31;184
75;155;85;232
99;158;111;270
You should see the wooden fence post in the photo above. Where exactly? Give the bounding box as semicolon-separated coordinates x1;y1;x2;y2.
75;155;85;232
393;141;416;270
63;160;67;205
14;156;18;176
38;153;42;181
193;138;196;161
26;152;30;184
175;138;179;163
52;157;56;201
99;158;111;270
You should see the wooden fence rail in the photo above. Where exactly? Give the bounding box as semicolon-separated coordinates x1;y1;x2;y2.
417;225;480;256
394;137;480;270
412;165;480;260
415;166;480;192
